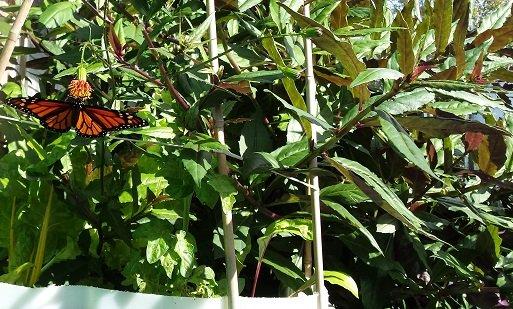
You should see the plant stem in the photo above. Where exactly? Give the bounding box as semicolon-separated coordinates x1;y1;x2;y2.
29;185;53;286
101;1;190;110
99;139;105;196
250;260;262;297
9;197;16;272
139;23;191;111
304;2;326;307
0;0;34;85
207;1;239;307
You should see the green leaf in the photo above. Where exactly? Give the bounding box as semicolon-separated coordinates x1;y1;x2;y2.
207;174;238;213
0;262;32;284
257;218;312;259
434;251;476;278
224;70;284;83
159;252;178;279
272;139;309;166
182;158;208;187
39;1;80;28
174;231;196;277
279;3;369;101
1;82;21;97
334;26;404;36
324;270;359;299
350;68;403;88
27;134;75;174
146;238;170;264
265;89;333;130
433;0;453;54
476;225;502;265
262;250;306;290
377;87;435;115
393;12;414;75
428;100;483;116
239;0;263;12
393;115;510;138
262;36;312;138
151;208;181;223
427;88;511;111
477;1;512;34
320;183;369;205
188;13;215;45
323;200;382;254
327;157;428;233
377;111;440;180
239;110;273;156
41;40;65;55
312;1;343;23
137;127;176;139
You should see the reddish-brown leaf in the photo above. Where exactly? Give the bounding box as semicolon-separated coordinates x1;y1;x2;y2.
108;24;124;59
464;132;484;151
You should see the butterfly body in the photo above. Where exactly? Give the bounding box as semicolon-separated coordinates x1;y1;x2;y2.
6;97;147;138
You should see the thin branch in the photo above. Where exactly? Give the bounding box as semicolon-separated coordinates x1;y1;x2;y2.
83;0;113;24
139;23;191;111
0;0;34;85
94;1;190;110
233;179;280;220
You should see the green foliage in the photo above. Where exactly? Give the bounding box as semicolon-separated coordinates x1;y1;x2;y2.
0;0;513;307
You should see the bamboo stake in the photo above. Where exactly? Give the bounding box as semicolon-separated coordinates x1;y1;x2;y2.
206;1;239;308
0;0;34;85
303;3;327;309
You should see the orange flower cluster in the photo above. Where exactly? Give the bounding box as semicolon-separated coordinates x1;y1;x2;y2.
68;79;92;100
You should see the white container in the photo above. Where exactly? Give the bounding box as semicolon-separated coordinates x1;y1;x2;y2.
0;283;319;309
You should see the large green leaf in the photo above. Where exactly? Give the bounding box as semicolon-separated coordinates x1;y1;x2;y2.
432;0;453;54
146;238;170;264
262;36;312;138
257;218;312;259
327;157;428;233
393;13;414;74
323;200;382;254
182;158;208;187
393;116;510;138
377;111;440;180
320;183;369;205
428;88;510;111
324;270;359;299
262;250;306;290
265;89;333;130
271;139;309;166
279;3;369;101
207;174;238;213
39;1;81;28
349;68;403;88
224;70;284;83
174;231;196;277
377;87;435;115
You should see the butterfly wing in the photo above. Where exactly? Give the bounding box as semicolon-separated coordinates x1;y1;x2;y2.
75;105;147;138
7;97;74;133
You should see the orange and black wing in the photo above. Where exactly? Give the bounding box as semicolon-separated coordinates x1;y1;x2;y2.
6;97;74;133
75;105;147;138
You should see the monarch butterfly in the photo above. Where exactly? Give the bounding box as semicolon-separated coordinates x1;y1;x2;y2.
6;97;147;138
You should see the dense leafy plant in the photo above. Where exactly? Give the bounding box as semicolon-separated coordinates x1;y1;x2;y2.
1;0;512;307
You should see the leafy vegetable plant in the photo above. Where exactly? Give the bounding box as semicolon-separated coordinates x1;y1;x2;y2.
0;0;512;307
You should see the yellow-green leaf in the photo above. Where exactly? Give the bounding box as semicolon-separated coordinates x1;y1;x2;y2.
324;270;359;299
433;0;454;54
279;3;369;102
393;13;414;75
